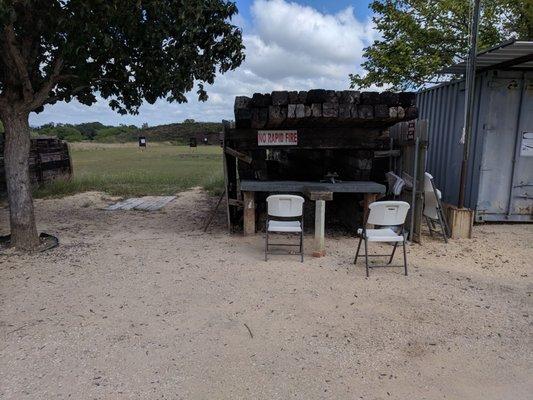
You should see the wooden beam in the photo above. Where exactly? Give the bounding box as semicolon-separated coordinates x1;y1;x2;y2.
313;200;326;257
373;149;401;158
240;180;386;194
243;191;256;235
224;147;252;164
225;127;385;150
228;198;244;207
363;193;378;229
304;186;333;201
223;148;232;233
203;189;226;232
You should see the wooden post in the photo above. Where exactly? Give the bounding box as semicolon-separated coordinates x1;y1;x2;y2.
363;193;378;228
413;120;428;243
243;191;256;235
303;188;332;258
313;199;326;257
222;151;231;233
443;204;474;239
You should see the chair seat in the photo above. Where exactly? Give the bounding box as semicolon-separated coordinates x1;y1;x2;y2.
268;220;302;232
357;228;404;242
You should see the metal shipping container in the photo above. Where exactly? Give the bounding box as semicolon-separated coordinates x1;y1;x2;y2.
417;69;532;222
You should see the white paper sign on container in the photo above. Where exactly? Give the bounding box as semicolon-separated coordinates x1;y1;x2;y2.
520;132;533;157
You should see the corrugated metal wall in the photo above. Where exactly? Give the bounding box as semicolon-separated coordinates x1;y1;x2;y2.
417;70;532;222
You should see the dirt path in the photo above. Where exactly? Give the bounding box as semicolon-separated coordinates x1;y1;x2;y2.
1;190;532;399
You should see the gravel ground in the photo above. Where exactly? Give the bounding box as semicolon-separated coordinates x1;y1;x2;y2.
1;189;532;399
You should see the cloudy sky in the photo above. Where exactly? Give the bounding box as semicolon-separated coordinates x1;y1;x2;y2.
30;0;376;127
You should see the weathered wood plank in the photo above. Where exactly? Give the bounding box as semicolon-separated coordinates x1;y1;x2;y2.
134;196;158;211
106;198;144;210
313;200;326;257
243;191;256;235
223;137;232;233
228;198;244;207
304;187;333;201
240;180;386;194
106;196;175;211
224;147;252;164
225;126;385;150
136;196;175;211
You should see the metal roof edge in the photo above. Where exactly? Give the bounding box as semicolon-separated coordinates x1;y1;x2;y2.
437;38;533;74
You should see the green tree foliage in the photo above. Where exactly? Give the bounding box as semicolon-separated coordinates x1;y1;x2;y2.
33;122;112;141
75;122;107;140
351;0;533;90
57;128;83;142
140;121;222;144
0;0;244;113
37;124;84;142
94;125;138;142
30;120;224;143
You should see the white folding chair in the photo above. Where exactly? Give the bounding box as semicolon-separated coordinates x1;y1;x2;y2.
265;195;304;262
423;173;449;243
353;201;410;277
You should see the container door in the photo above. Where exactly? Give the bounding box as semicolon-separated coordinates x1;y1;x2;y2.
510;77;533;220
476;77;522;220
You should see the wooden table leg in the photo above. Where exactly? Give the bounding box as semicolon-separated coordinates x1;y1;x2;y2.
313;199;326;257
243;191;255;235
363;193;378;229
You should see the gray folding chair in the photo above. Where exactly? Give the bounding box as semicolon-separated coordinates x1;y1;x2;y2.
423;173;449;243
265;195;304;262
354;201;410;277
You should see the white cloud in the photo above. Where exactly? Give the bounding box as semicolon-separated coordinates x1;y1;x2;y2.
251;0;372;65
30;0;377;127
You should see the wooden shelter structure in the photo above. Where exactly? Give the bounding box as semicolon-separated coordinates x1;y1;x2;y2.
223;89;418;256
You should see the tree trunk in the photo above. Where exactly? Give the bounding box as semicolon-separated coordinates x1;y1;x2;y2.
2;110;40;250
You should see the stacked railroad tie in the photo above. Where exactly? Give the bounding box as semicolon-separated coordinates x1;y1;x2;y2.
234;90;418;129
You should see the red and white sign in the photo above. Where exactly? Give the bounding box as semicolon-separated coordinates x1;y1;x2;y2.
257;130;298;146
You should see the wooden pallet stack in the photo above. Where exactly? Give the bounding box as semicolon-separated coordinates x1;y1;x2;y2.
0;137;72;192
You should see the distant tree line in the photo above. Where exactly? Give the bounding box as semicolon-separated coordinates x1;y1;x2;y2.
31;122;138;142
28;120;222;144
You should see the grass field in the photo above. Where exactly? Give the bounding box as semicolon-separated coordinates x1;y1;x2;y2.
34;142;224;198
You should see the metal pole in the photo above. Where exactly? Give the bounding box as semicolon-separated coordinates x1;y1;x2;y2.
409;135;419;242
458;0;481;209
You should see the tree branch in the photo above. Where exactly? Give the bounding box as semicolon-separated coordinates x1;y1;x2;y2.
2;24;34;101
28;75;122;112
25;55;64;112
43;85;89;106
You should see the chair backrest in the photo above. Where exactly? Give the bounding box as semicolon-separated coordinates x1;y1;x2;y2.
423;172;440;219
267;195;304;218
367;201;410;226
423;172;435;193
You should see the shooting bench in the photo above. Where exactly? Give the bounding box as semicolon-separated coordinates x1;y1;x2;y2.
240;179;386;257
